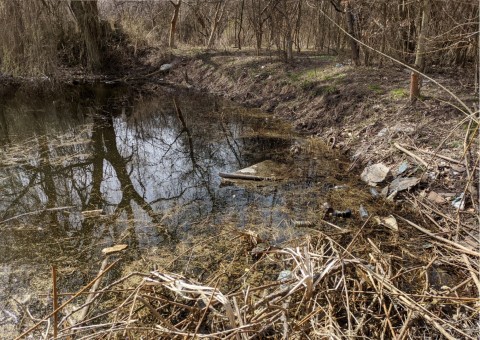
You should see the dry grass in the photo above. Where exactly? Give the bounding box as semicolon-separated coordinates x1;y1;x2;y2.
17;213;479;339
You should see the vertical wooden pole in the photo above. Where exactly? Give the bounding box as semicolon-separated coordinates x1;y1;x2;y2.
52;265;58;339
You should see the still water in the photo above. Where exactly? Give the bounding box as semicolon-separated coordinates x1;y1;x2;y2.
0;83;344;335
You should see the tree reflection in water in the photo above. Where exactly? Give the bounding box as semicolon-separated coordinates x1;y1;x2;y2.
0;84;293;313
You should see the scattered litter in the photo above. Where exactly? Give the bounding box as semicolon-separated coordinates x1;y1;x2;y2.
332;209;352;218
277;270;292;283
359;205;368;219
451;193;465;210
332;185;349;190
397;161;409;175
389;176;420;193
374;215;398;231
361;163;390;186
427;191;446;204
292;220;314;227
102;244;128;255
376;128;389;137
160;63;173;71
219;160;288;182
369;187;379;198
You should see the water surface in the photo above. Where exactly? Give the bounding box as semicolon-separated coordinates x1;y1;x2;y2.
0;83;346;335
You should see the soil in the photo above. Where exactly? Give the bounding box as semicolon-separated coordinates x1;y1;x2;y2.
157;50;477;203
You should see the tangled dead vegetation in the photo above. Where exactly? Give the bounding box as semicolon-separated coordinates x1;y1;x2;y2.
19;217;479;339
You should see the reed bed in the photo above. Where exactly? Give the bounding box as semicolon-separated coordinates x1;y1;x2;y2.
22;217;478;340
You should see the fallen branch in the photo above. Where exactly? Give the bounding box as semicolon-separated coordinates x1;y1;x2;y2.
219;172;275;181
393;143;429;168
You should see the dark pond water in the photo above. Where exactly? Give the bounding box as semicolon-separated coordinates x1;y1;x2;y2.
0;83;351;335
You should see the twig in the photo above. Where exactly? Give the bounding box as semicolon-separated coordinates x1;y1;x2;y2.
461;254;480;293
75;257;110;325
393;143;429;168
15;259;120;340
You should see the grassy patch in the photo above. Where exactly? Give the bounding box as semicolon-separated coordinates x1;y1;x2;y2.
368;84;384;93
390;88;409;99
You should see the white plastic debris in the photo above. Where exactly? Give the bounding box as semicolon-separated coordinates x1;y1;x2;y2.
451;193;465;210
361;163;390;186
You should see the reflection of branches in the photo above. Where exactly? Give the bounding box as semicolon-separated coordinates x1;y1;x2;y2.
173;97;197;169
219;115;243;167
0;172;38;220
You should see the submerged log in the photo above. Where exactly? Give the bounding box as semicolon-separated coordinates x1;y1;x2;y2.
218;172;274;181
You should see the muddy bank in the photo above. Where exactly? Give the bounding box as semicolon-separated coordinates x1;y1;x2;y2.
159;50;477;211
163;52;476;161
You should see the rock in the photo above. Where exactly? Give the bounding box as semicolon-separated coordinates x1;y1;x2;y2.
160;63;173;71
369;187;379;198
389;176;420;193
427;191;446;204
102;244;128;255
361;163;390;186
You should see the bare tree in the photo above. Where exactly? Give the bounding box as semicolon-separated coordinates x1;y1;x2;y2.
168;0;182;48
410;0;431;101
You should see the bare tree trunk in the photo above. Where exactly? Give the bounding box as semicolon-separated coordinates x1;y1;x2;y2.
168;0;182;48
70;0;104;71
344;1;360;66
285;25;293;62
410;0;431;101
237;0;244;49
207;1;225;49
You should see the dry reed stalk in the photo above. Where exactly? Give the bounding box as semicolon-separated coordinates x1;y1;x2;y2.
24;220;478;339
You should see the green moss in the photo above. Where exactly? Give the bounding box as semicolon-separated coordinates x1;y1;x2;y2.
368;84;384;93
390;88;409;99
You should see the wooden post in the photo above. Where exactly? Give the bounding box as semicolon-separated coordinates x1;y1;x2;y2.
52;265;58;339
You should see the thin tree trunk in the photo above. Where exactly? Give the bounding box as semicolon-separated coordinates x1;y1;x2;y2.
237;0;244;49
410;0;431;101
168;0;182;48
345;1;360;66
207;2;225;49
